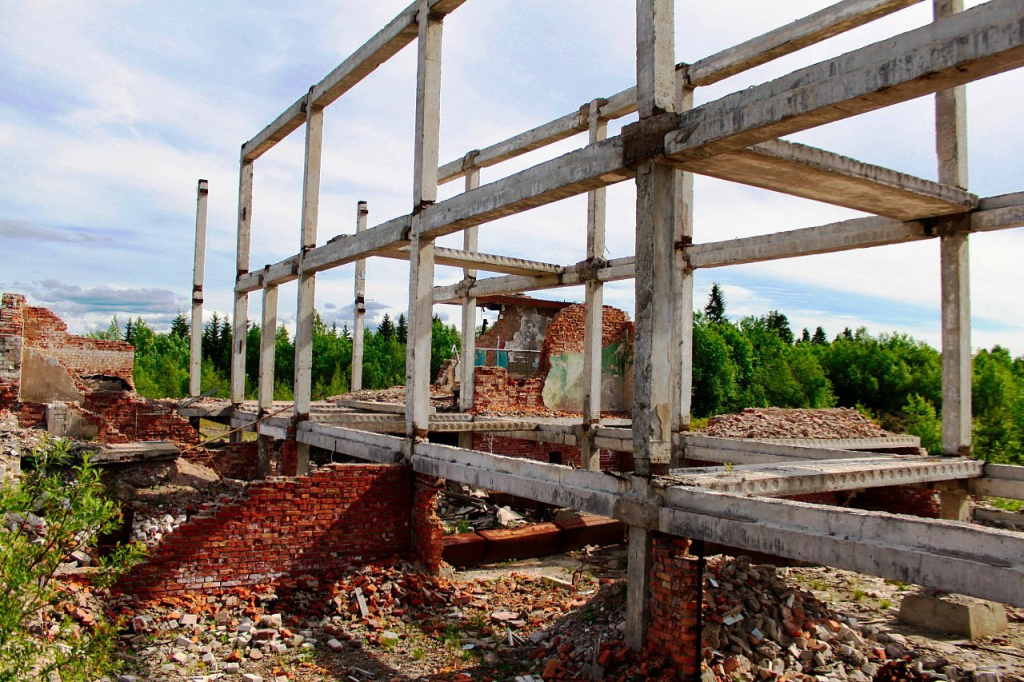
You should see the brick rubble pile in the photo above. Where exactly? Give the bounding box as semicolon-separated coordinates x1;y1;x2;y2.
704;408;894;440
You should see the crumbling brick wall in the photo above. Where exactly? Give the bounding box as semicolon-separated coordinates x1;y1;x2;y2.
537;304;632;375
117;463;420;596
82;392;200;445
472;366;544;413
206;442;261;480
647;534;703;679
472;433;632;472
0;294;25;410
21;303;134;391
413;475;445;573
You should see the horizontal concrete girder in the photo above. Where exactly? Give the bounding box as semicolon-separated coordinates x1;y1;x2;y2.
684;140;977;221
665;455;983;497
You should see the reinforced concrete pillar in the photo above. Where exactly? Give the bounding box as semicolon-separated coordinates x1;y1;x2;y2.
581;99;608;472
405;0;443;444
351;201;369;392
230;161;254;409
257;284;279;478
935;480;972;522
190;179;208;398
459;166;480;450
293;90;325;476
935;0;972;458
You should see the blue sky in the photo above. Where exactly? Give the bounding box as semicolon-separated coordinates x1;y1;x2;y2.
1;1;1022;354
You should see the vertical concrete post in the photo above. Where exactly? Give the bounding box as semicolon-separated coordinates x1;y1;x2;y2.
258;284;279;477
632;0;677;478
673;81;695;445
581;99;608;471
230;161;254;409
293;90;325;475
351;201;369;392
190;179;209;398
935;0;971;459
405;0;443;442
935;480;972;521
627;0;677;654
459;166;480;450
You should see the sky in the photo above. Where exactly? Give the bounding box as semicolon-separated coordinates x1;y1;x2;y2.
1;1;1022;355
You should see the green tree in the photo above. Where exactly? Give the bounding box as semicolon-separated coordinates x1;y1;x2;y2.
396;313;408;345
377;313;395;342
811;326;828;345
169;312;190;339
430;314;460;381
704;283;726;324
0;440;145;680
902;393;942;455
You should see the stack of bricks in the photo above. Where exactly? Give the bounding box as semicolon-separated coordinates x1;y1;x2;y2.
413;474;445;573
647;534;703;678
0;294;24;410
538;304;632;374
471;366;544;413
116;463;415;597
21;303;134;390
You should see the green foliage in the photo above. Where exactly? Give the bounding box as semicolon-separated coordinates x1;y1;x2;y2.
902;394;942;455
0;440;146;680
430;314;460;381
169;312;189;339
377;314;395;342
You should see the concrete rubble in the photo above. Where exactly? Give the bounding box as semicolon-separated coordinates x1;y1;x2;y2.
703;408;895;441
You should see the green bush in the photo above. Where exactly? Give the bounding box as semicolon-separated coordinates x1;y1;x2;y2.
0;440;146;681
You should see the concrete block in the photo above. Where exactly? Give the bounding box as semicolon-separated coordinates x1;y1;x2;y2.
555;514;626;549
442;532;487;568
898;593;1008;639
480;523;562;563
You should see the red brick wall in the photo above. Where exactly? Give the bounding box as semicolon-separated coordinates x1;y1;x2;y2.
207;442;261;480
83;392;201;445
647;534;702;679
0;293;25;410
21;303;134;390
472;366;544;414
538;304;632;375
471;433;632;472
413;475;445;572
116;464;416;596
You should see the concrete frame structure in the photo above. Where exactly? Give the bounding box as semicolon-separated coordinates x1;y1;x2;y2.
214;0;1024;657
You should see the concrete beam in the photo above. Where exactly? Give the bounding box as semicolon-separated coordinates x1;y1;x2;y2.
679;434;891;465
660;488;1024;607
240;0;467;162
665;456;983;497
971;463;1024;501
460;167;481;416
664;0;1024;164
683;0;922;86
295;422;406;464
682;139;977;221
190;179;209;398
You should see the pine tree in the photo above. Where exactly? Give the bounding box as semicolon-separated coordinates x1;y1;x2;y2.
765;310;794;345
170;312;190;339
396;313;408;345
704;283;726;323
800;328;811;343
812;326;828;345
377;313;395;341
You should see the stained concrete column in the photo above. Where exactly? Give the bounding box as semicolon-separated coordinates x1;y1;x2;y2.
190;179;209;398
405;0;443;443
459;166;480;450
258;284;279;477
351;201;369;392
230;161;254;409
581;99;608;472
627;0;678;654
935;0;972;460
293;91;325;475
673;83;695;444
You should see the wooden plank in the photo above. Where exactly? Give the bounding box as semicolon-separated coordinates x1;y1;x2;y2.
664;0;1024;164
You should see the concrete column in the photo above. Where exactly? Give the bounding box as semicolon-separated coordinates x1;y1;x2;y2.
190;179;209;398
582;99;608;471
230;161;254;408
935;0;972;459
405;0;443;443
628;0;678;655
459;167;480;450
258;284;279;478
293;92;325;475
935;480;972;522
351;201;369;392
673;82;695;444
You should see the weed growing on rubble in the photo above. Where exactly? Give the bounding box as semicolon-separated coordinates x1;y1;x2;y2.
0;439;146;681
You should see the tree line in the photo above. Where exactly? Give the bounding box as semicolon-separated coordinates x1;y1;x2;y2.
91;311;461;403
91;285;1023;465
